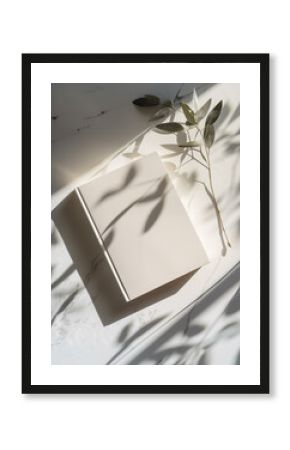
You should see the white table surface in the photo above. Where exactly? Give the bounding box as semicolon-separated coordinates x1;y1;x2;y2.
51;83;240;365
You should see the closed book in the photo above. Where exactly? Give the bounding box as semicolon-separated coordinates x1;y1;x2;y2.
52;152;208;302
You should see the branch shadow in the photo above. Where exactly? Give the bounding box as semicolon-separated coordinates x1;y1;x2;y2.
100;174;169;236
119;263;240;364
195;287;240;365
97;165;137;203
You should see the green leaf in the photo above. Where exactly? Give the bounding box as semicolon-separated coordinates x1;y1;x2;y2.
178;141;200;148
181;102;196;124
133;95;160;106
156;122;183;133
195;99;212;122
145;95;160;104
205;100;223;125
204;124;215;148
162;100;173;108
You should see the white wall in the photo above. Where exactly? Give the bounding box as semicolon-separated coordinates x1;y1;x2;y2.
0;1;285;450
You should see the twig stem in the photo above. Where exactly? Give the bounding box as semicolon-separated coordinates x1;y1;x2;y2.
205;144;231;248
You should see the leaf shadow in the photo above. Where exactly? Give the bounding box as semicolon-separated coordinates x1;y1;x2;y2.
51;226;58;245
113;263;240;364
224;142;240;154
215;128;240;145
111;316;167;363
229;104;240;123
143;197;165;233
117;323;132;343
97;164;137;203
197;351;208;365
51;263;75;290
154;345;193;364
224;288;240;315
102;175;168;235
176;130;188;146
51;288;81;326
186;323;205;338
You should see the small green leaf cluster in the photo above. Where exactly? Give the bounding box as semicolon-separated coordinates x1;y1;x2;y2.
132;93;222;150
154;99;223;149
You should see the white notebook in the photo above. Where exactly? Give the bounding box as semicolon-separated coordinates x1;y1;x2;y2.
52;153;208;301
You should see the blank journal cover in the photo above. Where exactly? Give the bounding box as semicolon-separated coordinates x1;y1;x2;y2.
52;153;208;302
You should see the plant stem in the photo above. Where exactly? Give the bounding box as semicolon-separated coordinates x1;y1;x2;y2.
205;145;231;248
192;123;231;249
171;101;231;250
185;128;208;169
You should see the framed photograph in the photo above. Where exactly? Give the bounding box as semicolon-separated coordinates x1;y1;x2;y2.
22;53;269;394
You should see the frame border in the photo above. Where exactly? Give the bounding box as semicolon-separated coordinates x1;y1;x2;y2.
22;53;269;394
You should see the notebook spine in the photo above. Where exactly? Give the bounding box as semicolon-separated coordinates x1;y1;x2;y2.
75;188;130;302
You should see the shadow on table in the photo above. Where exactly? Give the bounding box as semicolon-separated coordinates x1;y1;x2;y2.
52;189;197;326
109;263;240;365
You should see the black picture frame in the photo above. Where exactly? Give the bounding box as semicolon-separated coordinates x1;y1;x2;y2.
22;53;269;394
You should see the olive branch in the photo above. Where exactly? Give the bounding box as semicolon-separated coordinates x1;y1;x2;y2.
132;91;231;251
